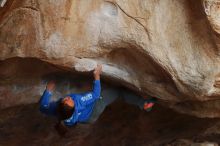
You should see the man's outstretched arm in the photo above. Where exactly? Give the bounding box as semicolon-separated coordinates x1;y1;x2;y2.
80;64;102;105
39;81;57;116
91;64;102;98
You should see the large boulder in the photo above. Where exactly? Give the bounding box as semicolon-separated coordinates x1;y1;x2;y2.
1;0;220;117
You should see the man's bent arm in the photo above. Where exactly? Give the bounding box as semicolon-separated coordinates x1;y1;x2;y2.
39;90;57;116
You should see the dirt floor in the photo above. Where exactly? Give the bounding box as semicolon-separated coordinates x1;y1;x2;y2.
0;99;220;146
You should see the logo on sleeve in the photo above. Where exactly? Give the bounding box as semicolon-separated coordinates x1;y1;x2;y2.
81;93;93;102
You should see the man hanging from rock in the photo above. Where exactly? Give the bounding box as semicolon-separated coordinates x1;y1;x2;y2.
39;64;156;135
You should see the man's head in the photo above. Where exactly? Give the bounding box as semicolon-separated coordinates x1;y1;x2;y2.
57;96;75;120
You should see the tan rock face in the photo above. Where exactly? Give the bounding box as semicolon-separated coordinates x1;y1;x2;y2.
1;0;220;117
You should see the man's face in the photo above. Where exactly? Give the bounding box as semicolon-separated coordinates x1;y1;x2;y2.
62;96;74;108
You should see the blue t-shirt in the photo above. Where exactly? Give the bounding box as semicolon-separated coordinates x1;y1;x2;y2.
39;80;101;127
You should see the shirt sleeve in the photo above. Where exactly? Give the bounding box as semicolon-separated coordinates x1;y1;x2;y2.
39;90;57;116
80;80;101;105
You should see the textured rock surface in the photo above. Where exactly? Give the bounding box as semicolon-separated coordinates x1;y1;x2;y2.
1;0;220;117
1;101;220;146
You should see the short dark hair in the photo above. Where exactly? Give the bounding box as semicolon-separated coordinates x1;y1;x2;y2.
57;99;74;120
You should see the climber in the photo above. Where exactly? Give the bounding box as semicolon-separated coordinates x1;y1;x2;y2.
39;64;102;128
39;64;156;135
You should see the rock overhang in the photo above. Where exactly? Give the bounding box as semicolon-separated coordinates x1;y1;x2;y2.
1;0;220;117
